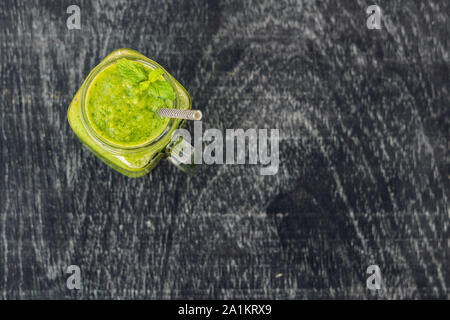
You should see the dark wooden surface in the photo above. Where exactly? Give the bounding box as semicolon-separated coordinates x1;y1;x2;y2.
0;0;448;299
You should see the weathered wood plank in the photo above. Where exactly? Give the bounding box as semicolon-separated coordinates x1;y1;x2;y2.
0;0;448;299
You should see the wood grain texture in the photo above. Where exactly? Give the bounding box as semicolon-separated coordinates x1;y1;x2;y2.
0;0;448;299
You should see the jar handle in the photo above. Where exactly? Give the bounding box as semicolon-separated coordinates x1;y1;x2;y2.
165;133;200;175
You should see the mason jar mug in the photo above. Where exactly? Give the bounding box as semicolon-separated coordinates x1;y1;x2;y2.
67;48;197;177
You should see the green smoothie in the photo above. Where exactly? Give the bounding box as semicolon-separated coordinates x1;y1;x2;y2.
67;49;192;177
86;58;173;146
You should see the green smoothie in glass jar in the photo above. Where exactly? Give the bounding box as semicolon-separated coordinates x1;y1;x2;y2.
67;49;194;177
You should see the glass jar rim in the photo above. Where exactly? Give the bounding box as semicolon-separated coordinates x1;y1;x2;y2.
80;56;177;154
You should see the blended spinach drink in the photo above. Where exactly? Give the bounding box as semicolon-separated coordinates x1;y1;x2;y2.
67;49;193;177
87;59;172;146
